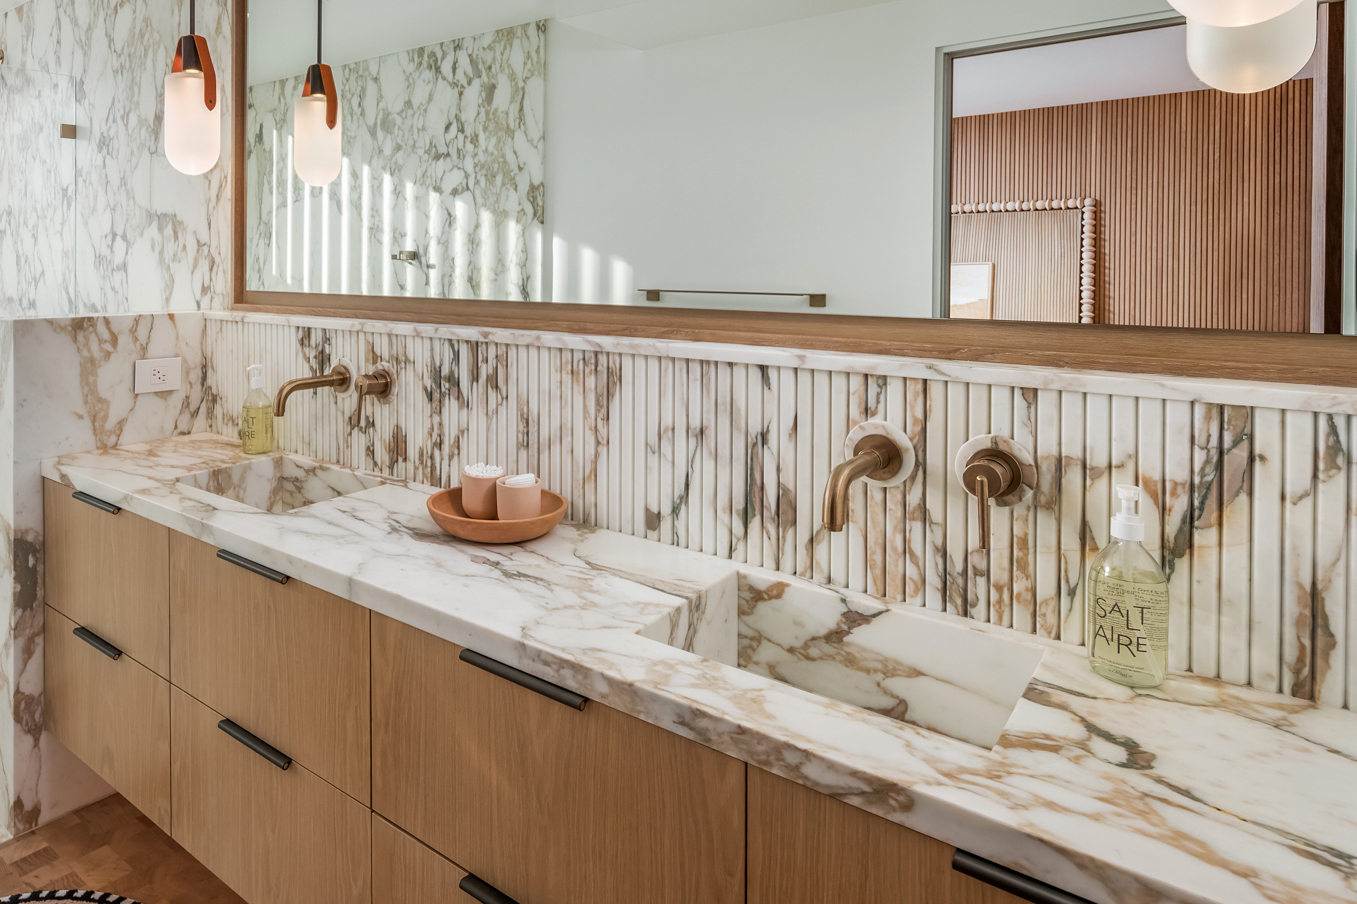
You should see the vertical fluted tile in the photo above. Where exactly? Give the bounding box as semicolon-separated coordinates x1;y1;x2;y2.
1282;410;1316;699
701;361;719;556
658;356;676;545
1190;403;1222;679
902;378;928;605
1034;389;1061;639
811;369;832;583
1059;391;1086;643
782;367;803;575
647;355;663;542
846;373;868;593
1009;388;1037;632
717;362;735;560
1163;400;1194;672
925;380;949;613
1219;406;1253;686
966;383;991;621
1314;412;1348;706
884;377;908;602
743;364;764;568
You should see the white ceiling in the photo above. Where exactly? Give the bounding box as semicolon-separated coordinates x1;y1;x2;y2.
952;23;1316;118
247;0;898;85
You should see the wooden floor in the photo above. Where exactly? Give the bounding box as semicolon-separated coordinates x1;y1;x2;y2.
0;794;245;903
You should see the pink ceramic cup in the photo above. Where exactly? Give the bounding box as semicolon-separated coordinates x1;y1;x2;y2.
496;475;543;522
460;473;500;520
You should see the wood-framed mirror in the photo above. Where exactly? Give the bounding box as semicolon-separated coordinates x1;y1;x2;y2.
230;0;1357;387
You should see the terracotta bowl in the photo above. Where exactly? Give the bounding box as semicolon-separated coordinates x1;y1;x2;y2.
427;487;568;544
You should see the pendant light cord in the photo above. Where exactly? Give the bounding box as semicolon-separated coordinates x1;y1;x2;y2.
317;0;323;66
189;0;195;35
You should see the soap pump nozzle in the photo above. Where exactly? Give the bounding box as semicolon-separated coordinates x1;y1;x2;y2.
1111;484;1145;542
247;364;264;390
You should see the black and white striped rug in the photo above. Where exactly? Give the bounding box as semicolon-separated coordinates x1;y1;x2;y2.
0;893;139;903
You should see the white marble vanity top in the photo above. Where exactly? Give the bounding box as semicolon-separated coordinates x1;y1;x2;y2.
43;435;1357;904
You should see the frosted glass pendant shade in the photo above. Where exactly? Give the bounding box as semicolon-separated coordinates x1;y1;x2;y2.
1187;0;1317;94
294;94;342;187
1169;0;1305;28
164;70;221;175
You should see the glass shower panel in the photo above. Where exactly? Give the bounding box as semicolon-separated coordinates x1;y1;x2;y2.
0;64;78;317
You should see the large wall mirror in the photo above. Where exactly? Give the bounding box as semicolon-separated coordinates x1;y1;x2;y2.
238;0;1356;345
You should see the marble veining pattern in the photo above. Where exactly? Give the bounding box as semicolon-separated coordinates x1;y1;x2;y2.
208;312;1356;714
41;434;1357;904
245;23;546;302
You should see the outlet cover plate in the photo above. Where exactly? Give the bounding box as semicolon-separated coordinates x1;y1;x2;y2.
134;357;183;394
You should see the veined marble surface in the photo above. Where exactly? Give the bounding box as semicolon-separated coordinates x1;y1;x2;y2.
43;434;1357;904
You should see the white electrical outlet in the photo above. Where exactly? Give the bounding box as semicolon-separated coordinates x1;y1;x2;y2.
134;357;183;394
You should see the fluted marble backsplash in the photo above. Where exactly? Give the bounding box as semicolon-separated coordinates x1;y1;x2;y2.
207;312;1356;712
245;22;547;301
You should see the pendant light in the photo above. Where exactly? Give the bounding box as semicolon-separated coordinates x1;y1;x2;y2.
294;0;342;187
164;0;221;175
1168;0;1305;28
1187;0;1317;94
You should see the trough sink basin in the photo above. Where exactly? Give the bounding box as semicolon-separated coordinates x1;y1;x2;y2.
642;572;1043;749
178;454;385;514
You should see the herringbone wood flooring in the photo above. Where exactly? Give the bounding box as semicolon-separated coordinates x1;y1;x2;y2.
0;793;245;903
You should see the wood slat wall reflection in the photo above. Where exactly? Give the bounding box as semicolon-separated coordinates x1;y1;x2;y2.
952;81;1314;332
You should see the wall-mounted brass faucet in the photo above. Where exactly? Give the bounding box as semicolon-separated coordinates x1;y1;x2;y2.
823;435;905;532
273;364;351;416
961;448;1022;551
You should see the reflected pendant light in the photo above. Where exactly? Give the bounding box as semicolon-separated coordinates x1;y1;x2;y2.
1187;0;1317;94
294;0;342;187
1169;0;1305;28
164;0;221;175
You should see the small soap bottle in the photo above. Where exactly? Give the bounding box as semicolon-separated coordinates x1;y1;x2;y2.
1087;485;1169;688
241;364;275;455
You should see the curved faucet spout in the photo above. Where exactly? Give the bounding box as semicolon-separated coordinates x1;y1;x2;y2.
823;434;904;533
273;365;351;416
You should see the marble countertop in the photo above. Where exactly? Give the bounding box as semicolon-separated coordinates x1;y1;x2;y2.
43;435;1357;904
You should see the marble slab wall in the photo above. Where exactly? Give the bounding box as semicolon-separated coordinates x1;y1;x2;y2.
0;313;208;836
0;0;233;318
207;311;1357;713
245;22;547;302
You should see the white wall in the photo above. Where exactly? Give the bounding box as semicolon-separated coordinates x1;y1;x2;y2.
545;0;1170;318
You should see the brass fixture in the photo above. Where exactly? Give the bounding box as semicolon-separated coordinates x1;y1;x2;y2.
355;369;393;405
641;289;827;308
391;251;419;262
961;448;1023;551
822;434;905;532
273;364;351;416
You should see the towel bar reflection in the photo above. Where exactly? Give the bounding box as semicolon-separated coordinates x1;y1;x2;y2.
641;289;827;308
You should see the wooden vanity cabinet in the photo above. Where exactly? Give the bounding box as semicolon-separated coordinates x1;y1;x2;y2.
169;532;371;803
373;814;477;904
44;479;170;677
371;612;746;904
748;766;1028;904
45;605;171;834
171;687;371;904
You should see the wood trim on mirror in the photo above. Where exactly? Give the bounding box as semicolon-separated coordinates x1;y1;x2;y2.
229;0;1355;390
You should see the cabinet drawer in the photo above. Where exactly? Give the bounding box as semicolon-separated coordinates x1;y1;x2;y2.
372;613;745;904
46;606;170;833
749;766;1028;904
374;814;478;904
171;686;370;904
169;532;370;803
44;479;169;677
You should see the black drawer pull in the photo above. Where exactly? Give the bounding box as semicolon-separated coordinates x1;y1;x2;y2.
73;491;121;515
218;719;292;770
216;549;289;585
459;649;587;711
953;850;1093;904
458;874;520;904
73;626;122;661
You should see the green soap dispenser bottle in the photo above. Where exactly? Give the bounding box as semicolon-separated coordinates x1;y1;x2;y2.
241;364;275;455
1087;485;1169;688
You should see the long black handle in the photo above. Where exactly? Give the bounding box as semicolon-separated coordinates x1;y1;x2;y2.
458;875;520;904
216;549;290;585
73;626;122;661
72;491;121;515
953;850;1094;904
218;719;292;770
459;649;587;711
